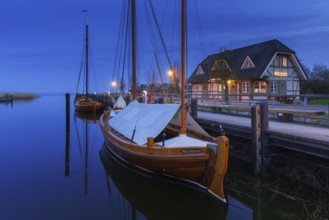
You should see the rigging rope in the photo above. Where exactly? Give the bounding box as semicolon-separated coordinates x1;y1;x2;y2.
75;39;86;94
148;0;173;72
193;0;207;57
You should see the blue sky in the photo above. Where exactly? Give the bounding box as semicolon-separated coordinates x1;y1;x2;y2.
1;0;329;94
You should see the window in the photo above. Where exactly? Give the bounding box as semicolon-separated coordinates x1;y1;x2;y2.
270;81;277;93
274;57;279;66
273;55;288;77
274;69;288;77
273;55;289;67
242;82;249;93
282;57;288;67
218;84;222;92
254;81;266;93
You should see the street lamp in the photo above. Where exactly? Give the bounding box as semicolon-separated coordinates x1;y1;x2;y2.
167;69;174;77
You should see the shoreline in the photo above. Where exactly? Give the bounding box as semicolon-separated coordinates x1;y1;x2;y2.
0;92;39;100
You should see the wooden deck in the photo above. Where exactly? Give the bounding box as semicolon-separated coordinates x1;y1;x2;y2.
196;111;329;160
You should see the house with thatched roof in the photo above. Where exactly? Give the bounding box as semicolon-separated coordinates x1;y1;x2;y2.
188;39;308;102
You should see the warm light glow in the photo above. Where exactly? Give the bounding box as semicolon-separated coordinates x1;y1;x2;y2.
274;71;288;77
167;70;174;77
227;80;231;84
111;81;117;87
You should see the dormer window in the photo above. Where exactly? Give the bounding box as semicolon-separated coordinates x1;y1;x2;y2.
273;55;289;77
274;55;288;67
241;56;255;69
196;66;204;75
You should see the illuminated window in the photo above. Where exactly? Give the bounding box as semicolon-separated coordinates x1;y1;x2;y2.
282;57;288;67
254;81;266;93
218;84;222;92
270;81;277;93
274;57;279;66
242;82;249;93
273;55;289;67
274;70;288;77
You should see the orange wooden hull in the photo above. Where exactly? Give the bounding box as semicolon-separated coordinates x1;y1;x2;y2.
74;98;104;113
100;110;229;202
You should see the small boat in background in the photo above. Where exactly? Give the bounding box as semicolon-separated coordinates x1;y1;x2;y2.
74;10;103;113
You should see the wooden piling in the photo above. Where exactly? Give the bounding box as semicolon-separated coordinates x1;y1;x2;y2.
251;102;269;175
251;104;261;174
65;93;70;176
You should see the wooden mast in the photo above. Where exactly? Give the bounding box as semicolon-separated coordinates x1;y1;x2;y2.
131;0;137;100
180;0;186;134
84;9;89;100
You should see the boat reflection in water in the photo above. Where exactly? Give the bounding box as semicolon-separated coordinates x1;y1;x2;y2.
75;111;101;123
99;144;228;220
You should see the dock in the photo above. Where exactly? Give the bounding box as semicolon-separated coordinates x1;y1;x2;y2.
196;110;329;161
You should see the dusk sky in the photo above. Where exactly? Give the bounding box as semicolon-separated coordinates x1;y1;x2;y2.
1;0;329;94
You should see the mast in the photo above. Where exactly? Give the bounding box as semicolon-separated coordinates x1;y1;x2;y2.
83;9;89;99
131;0;137;100
180;0;186;134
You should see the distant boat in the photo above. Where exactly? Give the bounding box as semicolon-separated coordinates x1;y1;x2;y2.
74;10;103;113
99;0;229;202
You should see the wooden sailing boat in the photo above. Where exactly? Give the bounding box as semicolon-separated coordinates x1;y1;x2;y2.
74;10;103;113
99;0;229;202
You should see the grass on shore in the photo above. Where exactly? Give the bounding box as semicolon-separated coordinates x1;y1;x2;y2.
0;92;39;100
309;98;329;105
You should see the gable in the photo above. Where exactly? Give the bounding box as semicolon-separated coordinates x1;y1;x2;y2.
196;65;204;75
241;55;255;69
212;59;230;72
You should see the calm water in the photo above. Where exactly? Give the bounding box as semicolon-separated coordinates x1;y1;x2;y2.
0;95;327;220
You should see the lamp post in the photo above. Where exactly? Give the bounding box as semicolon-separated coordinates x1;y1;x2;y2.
111;81;117;95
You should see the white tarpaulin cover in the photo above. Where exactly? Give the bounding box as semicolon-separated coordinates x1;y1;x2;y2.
157;134;210;148
113;95;126;109
109;102;180;145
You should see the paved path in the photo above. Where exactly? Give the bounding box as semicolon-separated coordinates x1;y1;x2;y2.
198;111;329;143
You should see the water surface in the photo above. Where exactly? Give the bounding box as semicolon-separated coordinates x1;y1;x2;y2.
0;94;327;220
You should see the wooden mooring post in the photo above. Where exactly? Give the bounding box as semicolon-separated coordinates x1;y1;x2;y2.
251;102;269;175
65;93;70;176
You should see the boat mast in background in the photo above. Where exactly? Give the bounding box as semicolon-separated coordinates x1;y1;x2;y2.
131;0;137;100
83;9;89;100
180;0;186;135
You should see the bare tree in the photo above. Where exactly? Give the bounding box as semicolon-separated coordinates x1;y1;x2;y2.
211;50;236;102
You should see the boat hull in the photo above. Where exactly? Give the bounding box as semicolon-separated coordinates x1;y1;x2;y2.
100;110;229;202
99;143;228;219
74;98;104;113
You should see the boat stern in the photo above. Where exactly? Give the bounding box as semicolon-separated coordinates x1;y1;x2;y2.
207;135;229;202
